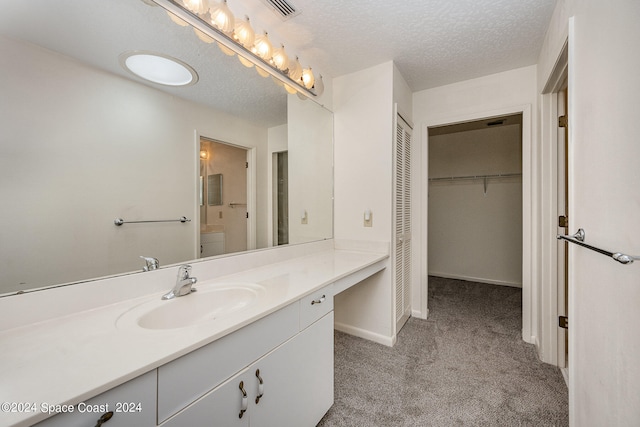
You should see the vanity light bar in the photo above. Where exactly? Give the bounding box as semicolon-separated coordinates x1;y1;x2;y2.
151;0;317;98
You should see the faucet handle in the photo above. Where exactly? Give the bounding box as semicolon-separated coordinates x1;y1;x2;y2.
177;264;192;279
140;256;159;272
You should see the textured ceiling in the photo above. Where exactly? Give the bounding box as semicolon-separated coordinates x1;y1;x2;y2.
279;0;558;91
0;0;557;126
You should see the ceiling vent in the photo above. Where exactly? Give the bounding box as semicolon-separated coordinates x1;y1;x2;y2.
260;0;300;20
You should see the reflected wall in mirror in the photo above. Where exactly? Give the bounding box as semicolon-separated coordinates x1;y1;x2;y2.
207;174;223;207
0;0;333;296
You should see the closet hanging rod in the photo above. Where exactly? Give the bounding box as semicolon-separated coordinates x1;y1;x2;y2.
114;216;191;226
557;228;639;265
428;173;522;182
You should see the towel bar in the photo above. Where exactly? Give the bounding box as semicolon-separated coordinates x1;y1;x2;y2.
557;229;639;265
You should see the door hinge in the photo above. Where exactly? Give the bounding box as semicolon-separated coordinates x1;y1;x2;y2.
559;316;568;329
246;162;248;168
558;215;568;228
246;212;249;219
558;115;568;128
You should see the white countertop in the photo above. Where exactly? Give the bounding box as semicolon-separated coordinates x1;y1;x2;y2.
0;246;387;427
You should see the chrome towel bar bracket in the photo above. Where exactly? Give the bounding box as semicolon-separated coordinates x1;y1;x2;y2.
114;216;191;226
557;228;639;265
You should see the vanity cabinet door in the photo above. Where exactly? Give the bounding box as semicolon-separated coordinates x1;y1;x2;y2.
33;370;156;427
160;312;334;427
251;312;334;427
157;303;298;423
160;370;251;427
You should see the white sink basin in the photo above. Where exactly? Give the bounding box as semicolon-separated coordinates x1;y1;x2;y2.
117;283;265;330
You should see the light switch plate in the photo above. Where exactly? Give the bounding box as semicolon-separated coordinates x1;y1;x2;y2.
364;213;373;227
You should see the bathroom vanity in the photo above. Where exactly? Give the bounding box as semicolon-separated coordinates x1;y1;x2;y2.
0;240;387;427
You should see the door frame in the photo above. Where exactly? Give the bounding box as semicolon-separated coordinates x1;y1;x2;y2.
538;39;569;366
194;131;257;254
419;104;534;344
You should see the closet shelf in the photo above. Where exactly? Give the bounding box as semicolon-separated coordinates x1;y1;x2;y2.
428;173;522;195
428;172;522;182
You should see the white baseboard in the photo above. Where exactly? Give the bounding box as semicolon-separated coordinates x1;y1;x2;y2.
411;308;429;320
561;367;569;387
429;272;522;288
334;321;396;347
522;331;537;346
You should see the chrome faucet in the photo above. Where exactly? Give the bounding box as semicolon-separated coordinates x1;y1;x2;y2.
162;265;197;300
140;256;159;272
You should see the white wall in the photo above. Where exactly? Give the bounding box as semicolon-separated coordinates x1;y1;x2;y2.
332;61;413;345
428;125;523;286
413;65;538;343
539;1;640;424
333;61;395;345
0;36;268;293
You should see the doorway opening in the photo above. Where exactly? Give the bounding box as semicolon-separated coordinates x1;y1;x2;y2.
427;114;524;289
272;151;289;246
199;137;249;257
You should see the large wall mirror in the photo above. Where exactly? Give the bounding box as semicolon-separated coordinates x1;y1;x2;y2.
0;0;333;296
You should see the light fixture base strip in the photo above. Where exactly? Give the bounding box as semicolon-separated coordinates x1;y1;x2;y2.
151;0;316;98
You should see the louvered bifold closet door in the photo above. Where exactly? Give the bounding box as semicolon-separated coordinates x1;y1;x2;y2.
394;115;412;333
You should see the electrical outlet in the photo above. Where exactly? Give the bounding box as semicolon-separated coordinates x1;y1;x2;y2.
218;211;223;219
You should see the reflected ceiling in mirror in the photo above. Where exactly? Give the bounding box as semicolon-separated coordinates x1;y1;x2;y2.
0;0;287;127
0;0;334;296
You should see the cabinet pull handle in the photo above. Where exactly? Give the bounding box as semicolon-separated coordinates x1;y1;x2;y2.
311;295;326;305
238;381;248;418
255;369;264;404
94;411;114;427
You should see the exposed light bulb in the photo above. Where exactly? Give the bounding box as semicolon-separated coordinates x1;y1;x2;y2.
256;66;270;78
194;28;215;43
271;44;289;71
238;55;254;68
301;67;315;89
167;11;189;26
233;16;255;48
182;0;207;15
217;42;236;56
252;32;273;61
313;74;325;96
209;0;234;34
287;56;302;82
284;84;298;94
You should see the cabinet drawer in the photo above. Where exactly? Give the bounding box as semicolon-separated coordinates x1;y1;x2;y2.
299;284;333;331
157;303;298;423
33;370;156;427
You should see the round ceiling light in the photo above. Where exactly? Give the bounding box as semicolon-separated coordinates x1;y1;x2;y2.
120;51;198;87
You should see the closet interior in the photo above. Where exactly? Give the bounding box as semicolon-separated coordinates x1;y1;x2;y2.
428;114;523;287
